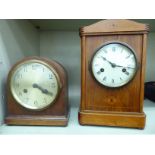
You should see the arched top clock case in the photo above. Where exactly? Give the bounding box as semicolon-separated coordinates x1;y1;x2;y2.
79;19;149;129
5;56;69;126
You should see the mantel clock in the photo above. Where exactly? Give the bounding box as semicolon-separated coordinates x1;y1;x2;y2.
5;56;69;126
79;19;149;128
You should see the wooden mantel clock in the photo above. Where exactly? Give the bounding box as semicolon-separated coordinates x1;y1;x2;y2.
5;56;69;126
79;19;149;128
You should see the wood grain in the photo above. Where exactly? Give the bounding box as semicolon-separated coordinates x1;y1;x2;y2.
79;19;149;129
5;56;69;126
79;111;146;129
80;19;149;36
85;35;142;112
139;34;148;112
5;115;69;126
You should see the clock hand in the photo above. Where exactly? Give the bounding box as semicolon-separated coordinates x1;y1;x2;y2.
101;56;135;69
101;56;116;67
32;83;53;96
114;64;135;69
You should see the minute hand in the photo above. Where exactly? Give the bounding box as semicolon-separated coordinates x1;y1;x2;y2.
101;56;115;66
114;64;135;69
101;56;135;69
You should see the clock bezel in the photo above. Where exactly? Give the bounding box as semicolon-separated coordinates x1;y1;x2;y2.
90;41;139;88
9;58;62;111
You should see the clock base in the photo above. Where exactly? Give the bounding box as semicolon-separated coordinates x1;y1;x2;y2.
5;114;69;126
79;111;146;129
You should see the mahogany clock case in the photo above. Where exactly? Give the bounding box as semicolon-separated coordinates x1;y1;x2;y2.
79;19;149;129
5;56;69;126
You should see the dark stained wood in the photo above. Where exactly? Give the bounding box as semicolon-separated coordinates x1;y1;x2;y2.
5;115;68;126
5;56;69;126
79;19;149;129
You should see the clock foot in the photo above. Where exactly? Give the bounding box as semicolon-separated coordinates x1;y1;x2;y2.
78;111;146;129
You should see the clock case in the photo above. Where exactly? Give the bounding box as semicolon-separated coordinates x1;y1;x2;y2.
5;56;69;126
79;19;149;129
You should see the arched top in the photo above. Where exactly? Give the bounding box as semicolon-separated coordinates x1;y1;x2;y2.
80;19;149;35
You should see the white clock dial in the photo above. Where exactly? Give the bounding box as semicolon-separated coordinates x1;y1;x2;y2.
91;42;137;87
10;61;60;110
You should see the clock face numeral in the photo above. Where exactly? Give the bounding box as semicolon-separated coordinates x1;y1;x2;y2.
112;79;114;83
15;83;20;88
103;49;108;53
103;76;106;81
51;83;56;88
125;54;131;59
43;98;47;103
11;62;59;110
24;67;27;72
124;71;129;76
34;100;38;105
42;67;45;72
91;42;137;87
18;92;22;96
16;74;22;79
112;47;116;52
97;71;101;75
49;74;53;79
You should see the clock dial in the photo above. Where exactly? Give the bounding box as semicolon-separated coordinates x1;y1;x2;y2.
91;42;137;87
10;61;60;110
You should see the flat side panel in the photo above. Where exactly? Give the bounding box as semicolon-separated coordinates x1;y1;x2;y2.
139;34;147;112
80;36;86;110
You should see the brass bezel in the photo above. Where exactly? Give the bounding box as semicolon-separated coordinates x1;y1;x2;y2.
9;58;61;111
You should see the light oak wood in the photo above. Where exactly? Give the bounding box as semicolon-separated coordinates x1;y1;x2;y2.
79;19;149;129
80;19;149;35
79;111;146;129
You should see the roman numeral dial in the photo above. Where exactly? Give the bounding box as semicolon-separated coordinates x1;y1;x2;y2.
91;42;137;87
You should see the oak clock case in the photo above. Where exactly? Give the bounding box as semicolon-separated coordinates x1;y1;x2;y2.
5;57;69;126
79;19;149;129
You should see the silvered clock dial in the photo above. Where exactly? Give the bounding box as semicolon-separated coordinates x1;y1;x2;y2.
10;60;61;110
91;42;138;87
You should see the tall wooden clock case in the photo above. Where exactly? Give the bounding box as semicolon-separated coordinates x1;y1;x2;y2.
79;19;149;128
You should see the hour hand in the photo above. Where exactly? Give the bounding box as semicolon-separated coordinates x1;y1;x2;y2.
114;64;135;69
32;83;53;96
